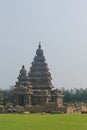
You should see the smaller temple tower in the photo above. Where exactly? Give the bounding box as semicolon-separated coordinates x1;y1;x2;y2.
13;65;32;106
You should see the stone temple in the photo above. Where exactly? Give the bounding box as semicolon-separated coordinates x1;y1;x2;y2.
13;43;64;113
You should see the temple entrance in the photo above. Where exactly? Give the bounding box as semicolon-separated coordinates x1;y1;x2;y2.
18;95;24;106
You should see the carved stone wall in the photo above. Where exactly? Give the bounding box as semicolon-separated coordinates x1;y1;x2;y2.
13;43;64;113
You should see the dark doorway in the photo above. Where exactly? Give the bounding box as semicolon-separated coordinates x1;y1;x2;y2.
18;95;24;106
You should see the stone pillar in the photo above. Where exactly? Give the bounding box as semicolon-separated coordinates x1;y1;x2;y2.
57;97;63;108
46;97;49;103
24;95;27;106
15;95;19;105
28;94;31;106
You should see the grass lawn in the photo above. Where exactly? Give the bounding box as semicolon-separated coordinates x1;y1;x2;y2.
0;114;87;130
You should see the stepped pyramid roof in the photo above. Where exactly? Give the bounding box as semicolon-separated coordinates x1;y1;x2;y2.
28;42;54;89
15;65;32;88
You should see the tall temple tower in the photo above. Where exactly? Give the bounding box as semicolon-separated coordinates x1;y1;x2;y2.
28;42;53;90
28;43;63;106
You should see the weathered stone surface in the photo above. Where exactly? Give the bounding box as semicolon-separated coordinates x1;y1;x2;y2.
13;43;63;113
13;65;32;106
28;43;53;90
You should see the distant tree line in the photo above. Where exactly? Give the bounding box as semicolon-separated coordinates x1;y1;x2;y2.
62;88;87;103
0;87;87;105
0;88;13;105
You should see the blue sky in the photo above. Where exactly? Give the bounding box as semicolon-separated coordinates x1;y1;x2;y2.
0;0;87;89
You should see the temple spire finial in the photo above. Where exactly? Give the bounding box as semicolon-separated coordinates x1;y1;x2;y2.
22;65;25;69
39;42;41;49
